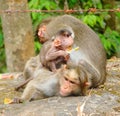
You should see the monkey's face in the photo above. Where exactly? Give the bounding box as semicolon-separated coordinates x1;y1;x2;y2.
53;34;74;51
61;35;74;49
59;69;81;97
37;25;48;43
61;31;74;48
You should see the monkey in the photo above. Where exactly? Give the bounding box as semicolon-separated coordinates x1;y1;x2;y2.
36;17;55;43
39;25;74;72
40;14;106;88
12;65;91;103
23;55;42;80
15;55;42;91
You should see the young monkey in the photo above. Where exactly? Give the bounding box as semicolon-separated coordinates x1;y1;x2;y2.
39;25;75;72
12;65;91;103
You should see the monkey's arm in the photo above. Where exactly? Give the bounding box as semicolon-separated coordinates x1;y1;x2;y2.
46;50;69;61
78;60;101;87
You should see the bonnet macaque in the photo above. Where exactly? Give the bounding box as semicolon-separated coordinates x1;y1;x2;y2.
36;17;55;43
13;65;91;103
39;25;74;72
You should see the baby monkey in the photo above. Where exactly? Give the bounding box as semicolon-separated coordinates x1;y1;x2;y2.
40;25;74;72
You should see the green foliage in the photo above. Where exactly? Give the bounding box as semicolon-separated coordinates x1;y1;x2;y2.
28;0;59;54
99;28;120;58
78;0;120;58
29;0;58;28
0;19;7;73
116;12;120;18
83;14;97;27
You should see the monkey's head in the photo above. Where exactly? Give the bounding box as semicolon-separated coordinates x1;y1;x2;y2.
59;67;90;97
53;25;75;50
57;25;75;39
36;18;54;43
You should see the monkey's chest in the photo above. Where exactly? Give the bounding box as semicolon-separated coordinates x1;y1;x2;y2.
69;50;88;64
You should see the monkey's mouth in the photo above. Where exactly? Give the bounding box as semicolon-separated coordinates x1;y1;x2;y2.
59;89;69;97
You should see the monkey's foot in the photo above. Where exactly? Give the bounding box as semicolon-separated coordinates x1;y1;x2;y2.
11;98;23;104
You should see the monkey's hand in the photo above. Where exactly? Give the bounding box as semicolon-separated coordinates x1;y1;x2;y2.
64;53;70;61
11;97;24;104
54;38;61;47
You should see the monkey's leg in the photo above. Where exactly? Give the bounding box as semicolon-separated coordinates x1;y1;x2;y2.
20;83;36;101
29;89;45;101
21;83;45;102
79;60;100;78
48;61;57;72
12;97;24;104
15;77;33;91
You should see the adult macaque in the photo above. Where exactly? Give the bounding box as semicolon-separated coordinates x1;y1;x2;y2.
42;14;106;88
13;65;90;103
39;25;74;72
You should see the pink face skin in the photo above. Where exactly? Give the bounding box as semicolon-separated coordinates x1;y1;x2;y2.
54;35;74;50
59;76;80;97
38;25;46;38
61;36;74;49
59;77;72;96
37;25;48;43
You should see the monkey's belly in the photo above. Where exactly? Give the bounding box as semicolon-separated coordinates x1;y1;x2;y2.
69;50;87;64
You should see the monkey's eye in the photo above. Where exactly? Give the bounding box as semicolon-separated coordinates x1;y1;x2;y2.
70;81;75;84
66;34;70;37
66;34;71;37
63;33;67;37
64;77;68;81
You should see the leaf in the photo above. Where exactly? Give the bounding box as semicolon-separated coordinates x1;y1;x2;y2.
4;98;13;104
83;15;97;27
96;16;105;29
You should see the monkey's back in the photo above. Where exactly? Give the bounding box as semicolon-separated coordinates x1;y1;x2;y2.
39;40;53;67
27;68;60;97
